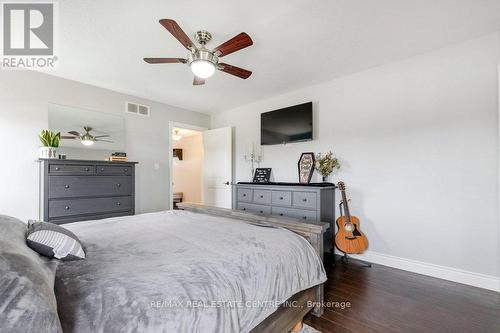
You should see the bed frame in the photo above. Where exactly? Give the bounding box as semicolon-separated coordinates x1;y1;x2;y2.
177;203;329;332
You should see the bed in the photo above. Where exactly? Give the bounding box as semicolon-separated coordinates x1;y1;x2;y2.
0;204;328;333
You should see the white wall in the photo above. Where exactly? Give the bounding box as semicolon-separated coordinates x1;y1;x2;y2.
0;71;210;221
212;33;500;289
173;134;204;203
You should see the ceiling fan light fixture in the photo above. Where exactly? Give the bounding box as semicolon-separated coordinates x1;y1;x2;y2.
81;138;95;146
190;60;215;79
172;130;182;141
81;133;95;146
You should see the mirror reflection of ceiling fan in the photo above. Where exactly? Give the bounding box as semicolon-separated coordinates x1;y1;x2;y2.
144;19;253;85
61;126;113;146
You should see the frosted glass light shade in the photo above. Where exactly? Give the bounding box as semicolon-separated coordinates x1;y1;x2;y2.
190;60;215;79
81;139;94;146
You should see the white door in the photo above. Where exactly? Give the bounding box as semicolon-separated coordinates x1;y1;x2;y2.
202;127;232;208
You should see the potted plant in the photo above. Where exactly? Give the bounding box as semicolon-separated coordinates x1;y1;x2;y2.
39;130;61;159
315;151;340;182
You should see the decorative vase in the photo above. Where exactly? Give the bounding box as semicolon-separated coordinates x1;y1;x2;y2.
39;147;58;159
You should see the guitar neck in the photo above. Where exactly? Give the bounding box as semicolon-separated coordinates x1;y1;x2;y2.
341;189;351;221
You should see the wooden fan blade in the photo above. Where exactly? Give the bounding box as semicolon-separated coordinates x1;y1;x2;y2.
94;135;110;138
68;131;81;137
218;63;252;79
144;58;187;64
214;32;253;57
159;19;195;50
193;76;205;86
61;136;77;139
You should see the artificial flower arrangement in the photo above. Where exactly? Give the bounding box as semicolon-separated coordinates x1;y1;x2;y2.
315;151;340;181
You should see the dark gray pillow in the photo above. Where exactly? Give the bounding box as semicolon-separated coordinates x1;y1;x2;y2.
0;215;62;333
26;221;85;261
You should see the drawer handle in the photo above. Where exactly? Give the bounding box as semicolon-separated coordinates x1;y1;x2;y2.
84;167;90;172
65;206;70;210
64;185;70;189
279;213;283;216
302;198;307;202
260;195;263;198
303;216;307;219
243;194;246;197
116;183;121;187
279;197;284;200
242;208;246;211
124;169;128;172
55;167;60;171
117;202;121;206
259;210;263;214
101;168;105;172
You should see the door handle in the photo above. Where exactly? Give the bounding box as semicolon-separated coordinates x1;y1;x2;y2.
224;181;230;185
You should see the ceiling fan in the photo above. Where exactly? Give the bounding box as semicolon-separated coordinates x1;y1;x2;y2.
61;126;113;146
144;19;253;85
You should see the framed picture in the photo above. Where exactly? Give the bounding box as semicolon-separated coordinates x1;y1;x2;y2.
253;168;272;183
298;152;315;184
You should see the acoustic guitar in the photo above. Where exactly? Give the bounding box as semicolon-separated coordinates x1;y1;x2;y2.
335;181;368;254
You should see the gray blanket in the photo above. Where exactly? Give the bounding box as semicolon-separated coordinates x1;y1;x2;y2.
56;210;326;333
0;215;62;333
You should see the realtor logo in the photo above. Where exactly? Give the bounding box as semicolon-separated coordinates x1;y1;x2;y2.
1;1;58;68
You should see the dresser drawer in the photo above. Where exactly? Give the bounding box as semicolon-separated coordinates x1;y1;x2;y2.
271;190;292;206
49;196;132;218
48;176;131;199
49;164;94;175
97;165;132;175
237;202;271;215
237;188;253;203
253;190;271;204
271;206;317;221
292;191;317;209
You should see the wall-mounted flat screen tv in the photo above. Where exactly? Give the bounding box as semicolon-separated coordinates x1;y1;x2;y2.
261;102;313;145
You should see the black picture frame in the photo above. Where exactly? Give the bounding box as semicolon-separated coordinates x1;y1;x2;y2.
173;148;183;160
253;168;272;183
298;152;315;184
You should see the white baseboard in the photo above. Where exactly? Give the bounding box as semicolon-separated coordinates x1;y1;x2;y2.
347;251;500;292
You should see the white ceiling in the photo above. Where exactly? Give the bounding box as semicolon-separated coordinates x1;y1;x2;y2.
45;0;500;114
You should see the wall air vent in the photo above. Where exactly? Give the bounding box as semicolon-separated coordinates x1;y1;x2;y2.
126;102;150;116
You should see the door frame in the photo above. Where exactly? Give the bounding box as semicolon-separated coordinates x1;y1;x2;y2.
168;121;208;210
497;62;500;292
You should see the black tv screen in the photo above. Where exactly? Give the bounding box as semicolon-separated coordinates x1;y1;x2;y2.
261;102;313;145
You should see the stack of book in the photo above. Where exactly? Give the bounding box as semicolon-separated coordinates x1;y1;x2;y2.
110;152;127;162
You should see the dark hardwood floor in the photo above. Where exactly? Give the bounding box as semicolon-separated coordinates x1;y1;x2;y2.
305;256;500;333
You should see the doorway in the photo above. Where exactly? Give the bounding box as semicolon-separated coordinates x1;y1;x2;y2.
168;122;233;210
171;125;204;209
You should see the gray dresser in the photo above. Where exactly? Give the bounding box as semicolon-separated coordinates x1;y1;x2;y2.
233;182;336;252
39;159;137;224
